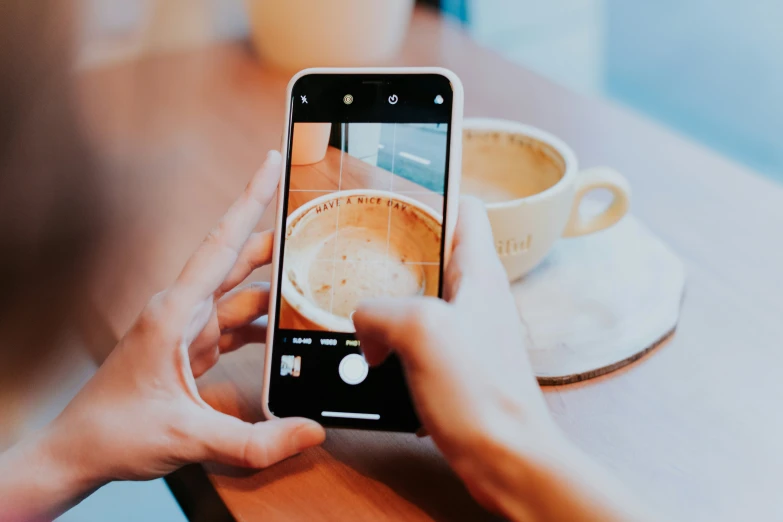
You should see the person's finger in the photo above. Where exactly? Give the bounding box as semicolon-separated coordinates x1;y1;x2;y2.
217;282;270;331
353;298;418;365
218;318;268;354
197;411;325;469
186;283;270;377
190;346;220;379
185;282;270;369
355;336;392;367
451;196;499;269
219;229;275;295
353;296;446;371
186;303;221;377
173;151;282;305
444;196;506;301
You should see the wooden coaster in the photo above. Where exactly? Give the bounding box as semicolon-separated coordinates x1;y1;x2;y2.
510;212;686;385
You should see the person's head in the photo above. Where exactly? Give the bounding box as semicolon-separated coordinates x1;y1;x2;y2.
0;1;104;390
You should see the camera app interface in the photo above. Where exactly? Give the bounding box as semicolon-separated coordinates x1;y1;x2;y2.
270;74;454;431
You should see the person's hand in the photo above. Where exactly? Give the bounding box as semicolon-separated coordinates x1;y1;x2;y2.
354;197;652;522
62;150;325;480
0;151;325;522
354;196;555;466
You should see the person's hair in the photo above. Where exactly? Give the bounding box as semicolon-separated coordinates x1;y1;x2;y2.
0;1;104;386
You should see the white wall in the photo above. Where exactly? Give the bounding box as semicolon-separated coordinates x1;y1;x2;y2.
467;0;606;95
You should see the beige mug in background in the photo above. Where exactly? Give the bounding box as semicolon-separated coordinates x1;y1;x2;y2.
291;122;332;165
462;119;631;281
246;0;414;70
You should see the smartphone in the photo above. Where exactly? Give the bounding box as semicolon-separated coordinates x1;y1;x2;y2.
263;68;463;432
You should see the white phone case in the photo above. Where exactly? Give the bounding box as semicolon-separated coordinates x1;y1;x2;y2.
262;67;464;421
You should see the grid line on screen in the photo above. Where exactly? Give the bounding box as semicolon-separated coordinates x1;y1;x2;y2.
329;124;348;315
283;122;448;327
383;123;397;295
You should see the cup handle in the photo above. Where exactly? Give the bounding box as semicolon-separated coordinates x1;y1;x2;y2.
563;167;631;237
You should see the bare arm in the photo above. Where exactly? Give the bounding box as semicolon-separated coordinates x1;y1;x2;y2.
354;197;654;522
0;429;99;522
0;152;324;521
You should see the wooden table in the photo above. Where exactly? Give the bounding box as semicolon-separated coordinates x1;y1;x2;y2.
78;8;783;521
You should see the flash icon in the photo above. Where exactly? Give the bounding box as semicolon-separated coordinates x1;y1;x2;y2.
300;95;308;104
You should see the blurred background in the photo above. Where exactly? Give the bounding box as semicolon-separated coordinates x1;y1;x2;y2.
80;0;783;182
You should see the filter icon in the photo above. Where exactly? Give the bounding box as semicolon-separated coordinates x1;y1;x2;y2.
434;95;444;105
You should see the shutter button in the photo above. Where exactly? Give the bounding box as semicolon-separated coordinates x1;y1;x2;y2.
339;353;368;385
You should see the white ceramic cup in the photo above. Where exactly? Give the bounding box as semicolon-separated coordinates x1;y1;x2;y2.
462;119;631;281
282;189;442;332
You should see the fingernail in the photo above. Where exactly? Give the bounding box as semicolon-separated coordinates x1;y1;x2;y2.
293;421;326;452
266;150;282;164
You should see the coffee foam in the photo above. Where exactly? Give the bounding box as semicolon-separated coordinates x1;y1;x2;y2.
462;130;566;203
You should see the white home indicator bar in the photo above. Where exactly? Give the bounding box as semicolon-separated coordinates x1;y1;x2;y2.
321;411;380;420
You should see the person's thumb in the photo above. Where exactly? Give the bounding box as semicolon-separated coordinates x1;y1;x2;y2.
353;297;442;368
196;410;325;468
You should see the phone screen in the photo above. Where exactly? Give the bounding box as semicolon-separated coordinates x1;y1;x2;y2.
268;73;456;431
